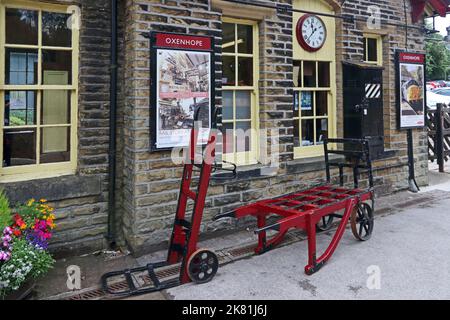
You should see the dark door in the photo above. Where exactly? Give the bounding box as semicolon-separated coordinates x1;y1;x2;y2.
343;63;384;159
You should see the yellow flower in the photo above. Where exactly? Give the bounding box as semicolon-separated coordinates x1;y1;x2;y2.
40;199;47;203
27;198;35;206
20;224;27;230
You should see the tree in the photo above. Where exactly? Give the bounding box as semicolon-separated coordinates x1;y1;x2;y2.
426;32;450;80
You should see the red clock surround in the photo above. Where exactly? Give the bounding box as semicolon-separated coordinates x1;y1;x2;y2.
296;14;327;53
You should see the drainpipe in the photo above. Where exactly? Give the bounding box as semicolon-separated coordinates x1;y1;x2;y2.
107;0;118;247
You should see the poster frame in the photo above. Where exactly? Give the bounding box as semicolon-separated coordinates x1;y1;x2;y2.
395;50;427;130
149;31;215;151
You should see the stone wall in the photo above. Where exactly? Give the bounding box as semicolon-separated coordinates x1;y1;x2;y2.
119;0;429;255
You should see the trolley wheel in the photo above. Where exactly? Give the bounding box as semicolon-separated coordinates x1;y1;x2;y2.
187;249;219;284
316;215;334;232
351;202;374;241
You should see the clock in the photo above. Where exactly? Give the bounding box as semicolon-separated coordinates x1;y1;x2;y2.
296;14;327;52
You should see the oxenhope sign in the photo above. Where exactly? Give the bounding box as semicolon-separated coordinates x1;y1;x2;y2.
396;51;426;130
150;32;215;151
155;33;212;51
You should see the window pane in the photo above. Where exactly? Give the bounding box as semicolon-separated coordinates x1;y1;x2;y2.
42;50;72;85
5;48;38;85
316;119;328;145
222;56;235;86
316;91;328;116
318;62;330;87
222;91;233;120
42;90;70;125
303;61;316;87
238;57;253;86
4;91;37;126
301;119;314;147
293;61;302;87
222;23;235;53
237;24;253;54
40;127;70;164
235;121;251;152
301;91;314;117
42;12;72;47
367;38;378;62
3;128;36;167
236;91;251;119
293;119;300;147
221;122;234;154
6;9;38;45
294;91;300;117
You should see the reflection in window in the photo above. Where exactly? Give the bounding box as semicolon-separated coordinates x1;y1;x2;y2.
316;119;328;145
222;23;235;54
238;57;253;86
42;50;72;85
42;12;72;47
222;91;233;120
237;24;253;54
235;91;251;119
303;61;316;87
41;90;70;124
222;56;235;86
6;9;38;45
40;127;70;164
6;48;38;85
4;91;36;126
3;129;37;167
302;119;314;147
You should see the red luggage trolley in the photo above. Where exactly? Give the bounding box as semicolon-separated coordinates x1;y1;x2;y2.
101;111;236;296
214;138;375;275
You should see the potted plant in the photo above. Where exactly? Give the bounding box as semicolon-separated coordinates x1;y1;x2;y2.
0;191;56;300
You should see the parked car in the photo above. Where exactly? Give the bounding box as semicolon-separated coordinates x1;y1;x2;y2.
432;87;450;96
427;81;441;90
427;90;450;110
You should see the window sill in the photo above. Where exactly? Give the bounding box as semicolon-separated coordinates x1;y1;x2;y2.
0;169;76;183
287;154;343;175
0;173;102;204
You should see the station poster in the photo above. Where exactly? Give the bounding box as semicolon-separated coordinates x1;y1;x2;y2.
396;52;426;129
150;32;214;150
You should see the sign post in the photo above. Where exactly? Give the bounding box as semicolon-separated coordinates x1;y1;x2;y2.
149;32;215;151
396;51;426;192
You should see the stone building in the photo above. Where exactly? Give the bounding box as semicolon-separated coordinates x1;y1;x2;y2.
0;0;447;257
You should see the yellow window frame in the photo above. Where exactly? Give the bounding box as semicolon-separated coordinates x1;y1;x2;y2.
221;17;259;166
363;34;383;66
293;61;336;159
0;0;79;182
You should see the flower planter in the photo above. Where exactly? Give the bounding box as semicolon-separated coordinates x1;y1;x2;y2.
3;280;35;300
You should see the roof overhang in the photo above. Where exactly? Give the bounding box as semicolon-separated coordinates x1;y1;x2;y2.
412;0;450;22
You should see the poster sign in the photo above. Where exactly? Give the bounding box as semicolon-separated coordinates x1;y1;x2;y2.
150;32;214;150
396;52;426;129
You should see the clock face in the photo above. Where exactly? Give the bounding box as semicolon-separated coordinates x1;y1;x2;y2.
296;14;327;52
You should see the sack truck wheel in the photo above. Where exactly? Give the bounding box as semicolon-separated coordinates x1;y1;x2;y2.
187;249;219;284
316;215;334;232
351;202;374;241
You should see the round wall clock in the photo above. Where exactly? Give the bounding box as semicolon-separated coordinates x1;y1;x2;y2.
296;14;327;52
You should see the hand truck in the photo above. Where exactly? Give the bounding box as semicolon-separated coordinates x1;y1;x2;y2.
215;138;375;275
101;110;236;296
